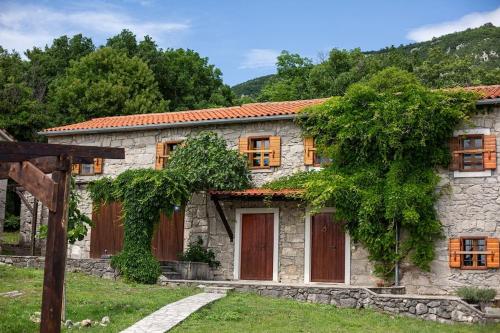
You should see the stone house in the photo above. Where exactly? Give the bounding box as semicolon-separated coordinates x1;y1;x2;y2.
26;85;500;295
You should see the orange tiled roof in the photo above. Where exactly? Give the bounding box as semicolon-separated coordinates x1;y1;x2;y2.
43;99;327;134
209;188;304;198
462;85;500;99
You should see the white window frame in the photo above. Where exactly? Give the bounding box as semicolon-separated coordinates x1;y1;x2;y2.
453;128;492;178
234;208;280;282
304;208;351;285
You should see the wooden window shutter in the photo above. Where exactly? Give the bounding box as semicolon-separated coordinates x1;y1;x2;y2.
487;238;500;268
93;158;103;174
449;137;461;171
238;137;249;154
71;163;80;175
483;134;497;170
269;136;281;167
304;137;315;165
448;238;461;268
155;142;166;170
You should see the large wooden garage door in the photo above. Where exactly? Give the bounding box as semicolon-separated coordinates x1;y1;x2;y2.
311;212;345;283
240;213;274;280
90;203;184;260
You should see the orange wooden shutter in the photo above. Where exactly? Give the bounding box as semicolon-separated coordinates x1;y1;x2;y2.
304;137;315;165
238;137;249;154
483;134;497;170
155;142;166;170
449;137;461;171
449;238;461;268
93;158;103;174
71;163;80;175
487;238;500;268
269;136;281;167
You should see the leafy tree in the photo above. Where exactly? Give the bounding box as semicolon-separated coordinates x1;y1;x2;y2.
26;34;95;102
0;47;47;141
107;30;234;110
48;47;166;125
266;68;478;280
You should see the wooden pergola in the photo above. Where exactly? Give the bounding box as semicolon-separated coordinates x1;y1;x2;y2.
0;142;124;333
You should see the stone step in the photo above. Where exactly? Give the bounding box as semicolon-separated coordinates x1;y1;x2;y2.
162;271;182;279
201;286;234;294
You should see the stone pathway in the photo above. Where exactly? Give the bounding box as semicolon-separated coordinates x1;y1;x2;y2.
120;292;225;333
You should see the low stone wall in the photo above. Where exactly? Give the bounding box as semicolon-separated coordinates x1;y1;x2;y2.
163;280;486;324
0;255;118;280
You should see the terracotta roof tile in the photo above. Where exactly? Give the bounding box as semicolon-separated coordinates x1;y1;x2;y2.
209;188;304;198
42;85;500;134
43;99;327;134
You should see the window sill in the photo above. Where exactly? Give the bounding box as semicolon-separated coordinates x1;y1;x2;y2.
250;168;273;173
453;170;492;178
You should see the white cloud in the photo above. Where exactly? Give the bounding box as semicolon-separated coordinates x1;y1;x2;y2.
240;49;280;69
0;3;190;53
407;7;500;42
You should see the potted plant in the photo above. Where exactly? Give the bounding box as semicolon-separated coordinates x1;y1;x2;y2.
457;287;497;312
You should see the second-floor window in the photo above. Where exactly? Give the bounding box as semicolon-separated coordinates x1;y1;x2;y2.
249;137;270;168
238;136;281;169
72;158;103;176
460;135;484;171
450;133;497;174
155;141;182;170
304;137;331;167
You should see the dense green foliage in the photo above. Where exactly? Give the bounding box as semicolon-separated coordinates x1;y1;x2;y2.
179;236;221;268
234;24;499;101
3;215;20;231
231;74;274;98
265;69;478;279
0;30;233;141
457;287;497;304
88;132;250;283
48;47;166;124
168;131;251;192
89;169;190;283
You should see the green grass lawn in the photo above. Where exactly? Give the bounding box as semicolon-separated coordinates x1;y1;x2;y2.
1;231;20;244
0;265;197;332
172;292;500;333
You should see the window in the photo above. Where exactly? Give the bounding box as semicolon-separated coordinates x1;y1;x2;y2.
460;135;484;171
249;137;270;168
304;137;331;167
461;237;487;269
72;158;103;176
80;163;95;176
155;141;182;170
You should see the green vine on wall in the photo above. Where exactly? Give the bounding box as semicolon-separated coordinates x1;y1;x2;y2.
265;68;479;280
88;132;250;283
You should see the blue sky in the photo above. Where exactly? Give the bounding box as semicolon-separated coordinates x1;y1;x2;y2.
0;0;499;85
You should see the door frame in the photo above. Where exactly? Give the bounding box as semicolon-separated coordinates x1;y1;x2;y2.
304;208;351;285
234;208;279;281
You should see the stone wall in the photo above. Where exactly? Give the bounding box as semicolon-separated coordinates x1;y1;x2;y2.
401;106;500;295
0;179;6;253
0;255;118;279
164;280;486;324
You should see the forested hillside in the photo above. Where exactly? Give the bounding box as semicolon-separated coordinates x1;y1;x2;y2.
232;24;500;100
0;30;234;141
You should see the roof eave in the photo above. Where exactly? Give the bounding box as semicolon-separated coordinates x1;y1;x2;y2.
39;114;297;137
476;98;500;106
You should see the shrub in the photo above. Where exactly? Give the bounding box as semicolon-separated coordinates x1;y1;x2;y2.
179;236;220;268
457;287;497;304
4;215;20;231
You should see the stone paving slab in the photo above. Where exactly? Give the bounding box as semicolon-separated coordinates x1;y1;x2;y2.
120;292;225;333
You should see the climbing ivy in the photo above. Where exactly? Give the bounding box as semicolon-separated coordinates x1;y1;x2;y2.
265;68;478;280
88;132;250;283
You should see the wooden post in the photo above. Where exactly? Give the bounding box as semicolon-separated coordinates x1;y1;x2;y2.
40;155;71;333
31;199;38;256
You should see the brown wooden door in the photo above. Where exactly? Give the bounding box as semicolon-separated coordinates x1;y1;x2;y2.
152;209;185;261
240;213;274;280
90;202;124;258
90;203;184;260
311;213;345;283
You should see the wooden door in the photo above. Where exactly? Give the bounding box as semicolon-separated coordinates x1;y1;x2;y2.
240;213;274;280
152;209;185;261
90;202;124;258
311;213;345;283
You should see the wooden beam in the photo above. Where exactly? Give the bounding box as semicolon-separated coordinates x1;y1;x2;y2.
0;156;94;179
212;197;233;242
0;142;125;161
8;162;58;211
40;157;71;333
